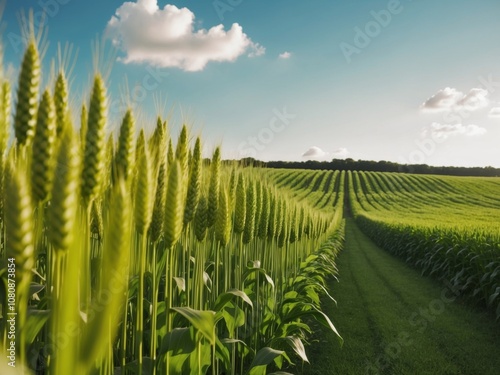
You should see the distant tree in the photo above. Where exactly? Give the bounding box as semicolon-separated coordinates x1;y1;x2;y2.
250;158;500;177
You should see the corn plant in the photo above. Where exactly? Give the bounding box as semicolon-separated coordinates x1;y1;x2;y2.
349;170;500;319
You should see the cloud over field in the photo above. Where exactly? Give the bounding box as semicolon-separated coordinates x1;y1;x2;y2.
302;146;328;159
332;147;349;158
105;0;264;71
302;146;349;160
489;106;500;118
421;87;489;112
421;122;487;140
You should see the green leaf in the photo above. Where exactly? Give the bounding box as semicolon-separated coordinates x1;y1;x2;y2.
291;276;307;286
249;347;284;374
220;338;249;346
214;288;253;311
159;327;195;356
311;306;343;346
124;357;154;374
304;286;320;305
283;290;298;299
215;338;231;370
170;307;216;345
221;303;246;335
24;309;50;344
279;321;312;337
188;339;212;374
281;300;300;316
166;352;190;374
243;266;275;290
260;309;279;337
488;287;500;306
220;338;253;360
311;282;338;306
282;303;343;347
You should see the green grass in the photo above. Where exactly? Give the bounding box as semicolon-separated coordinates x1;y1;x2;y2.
351;171;500;232
348;170;500;317
304;218;500;375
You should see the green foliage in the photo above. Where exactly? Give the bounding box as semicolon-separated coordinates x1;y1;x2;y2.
0;43;347;375
350;170;500;319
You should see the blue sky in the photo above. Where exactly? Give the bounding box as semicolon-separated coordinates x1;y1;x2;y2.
2;0;500;167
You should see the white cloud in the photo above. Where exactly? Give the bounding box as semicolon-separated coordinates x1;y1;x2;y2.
332;147;349;159
249;44;266;57
302;146;349;159
456;88;489;111
489;106;500;118
105;0;264;71
421;122;487;140
302;146;328;159
421;87;489;112
421;88;463;112
279;51;291;59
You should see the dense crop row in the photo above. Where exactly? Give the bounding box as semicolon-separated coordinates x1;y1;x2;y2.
349;170;500;319
263;169;345;215
0;41;344;374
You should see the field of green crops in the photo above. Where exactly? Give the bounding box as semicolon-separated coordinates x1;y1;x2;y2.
261;168;500;321
348;170;500;318
1;39;500;375
0;41;345;374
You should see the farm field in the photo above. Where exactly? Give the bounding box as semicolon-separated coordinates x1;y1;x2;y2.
349;170;500;231
263;167;500;319
1;40;500;375
349;170;500;317
0;39;348;374
304;218;500;375
256;168;500;373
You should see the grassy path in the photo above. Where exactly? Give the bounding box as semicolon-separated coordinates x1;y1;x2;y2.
303;218;500;375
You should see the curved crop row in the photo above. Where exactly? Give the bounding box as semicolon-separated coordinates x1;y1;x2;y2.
349;170;500;319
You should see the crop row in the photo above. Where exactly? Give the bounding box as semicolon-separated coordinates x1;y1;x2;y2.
349;171;500;319
0;40;344;374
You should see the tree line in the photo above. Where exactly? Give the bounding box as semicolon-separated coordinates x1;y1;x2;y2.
230;158;500;177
